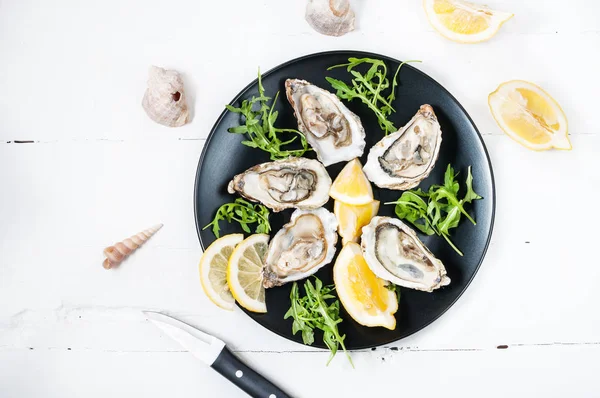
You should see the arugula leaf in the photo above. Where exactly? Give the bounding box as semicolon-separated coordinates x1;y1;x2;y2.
463;166;483;204
389;191;435;235
226;69;310;160
284;283;315;345
202;198;271;238
427;199;443;229
438;205;461;235
385;164;483;256
327;58;422;135
384;283;402;303
444;164;460;196
284;278;353;367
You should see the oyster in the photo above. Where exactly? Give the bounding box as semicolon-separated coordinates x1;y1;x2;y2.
263;208;338;288
361;216;450;292
285;79;366;166
228;157;331;212
305;0;355;37
363;105;442;190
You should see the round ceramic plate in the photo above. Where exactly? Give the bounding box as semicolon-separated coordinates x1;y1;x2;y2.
194;51;495;349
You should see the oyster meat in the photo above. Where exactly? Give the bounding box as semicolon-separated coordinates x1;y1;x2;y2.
363;105;442;190
361;216;450;292
285;79;366;166
263;207;338;288
228;157;331;212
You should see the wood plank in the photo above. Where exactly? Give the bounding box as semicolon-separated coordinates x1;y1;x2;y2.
1;344;599;398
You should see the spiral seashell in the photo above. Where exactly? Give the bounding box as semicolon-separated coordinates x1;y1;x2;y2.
142;66;190;127
103;224;163;269
305;0;355;37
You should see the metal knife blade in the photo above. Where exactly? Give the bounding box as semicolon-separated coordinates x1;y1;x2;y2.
144;311;292;398
143;311;225;365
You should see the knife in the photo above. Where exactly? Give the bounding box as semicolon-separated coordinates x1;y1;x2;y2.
144;311;291;398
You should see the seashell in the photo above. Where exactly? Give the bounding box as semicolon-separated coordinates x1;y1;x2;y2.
305;0;355;37
142;66;190;127
103;224;163;269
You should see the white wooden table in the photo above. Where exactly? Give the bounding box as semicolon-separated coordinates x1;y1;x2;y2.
1;1;599;396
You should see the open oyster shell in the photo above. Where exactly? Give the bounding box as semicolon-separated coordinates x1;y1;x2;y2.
361;216;450;292
363;105;442;190
263;207;338;288
285;79;366;166
227;157;331;212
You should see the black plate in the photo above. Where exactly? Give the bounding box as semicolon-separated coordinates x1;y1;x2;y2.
194;51;495;350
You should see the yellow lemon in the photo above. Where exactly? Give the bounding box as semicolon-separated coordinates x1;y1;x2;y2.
334;200;380;246
333;242;398;330
489;80;571;151
329;158;374;205
227;234;269;313
424;0;513;43
199;234;244;311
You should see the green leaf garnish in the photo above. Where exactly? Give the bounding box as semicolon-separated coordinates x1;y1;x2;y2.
327;58;422;135
225;69;310;160
464;166;483;204
284;278;353;367
202;198;271;238
384;283;402;303
385;164;483;256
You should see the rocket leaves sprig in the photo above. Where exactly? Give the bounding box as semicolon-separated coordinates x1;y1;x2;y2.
285;278;353;367
326;57;421;135
226;69;310;160
386;164;482;256
203;198;271;238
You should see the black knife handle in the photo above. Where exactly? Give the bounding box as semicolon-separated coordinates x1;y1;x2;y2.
211;347;292;398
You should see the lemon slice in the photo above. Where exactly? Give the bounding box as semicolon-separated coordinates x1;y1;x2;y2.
329;158;374;205
333;242;398;330
227;234;269;313
489;80;571;151
199;234;244;311
334;199;380;246
424;0;513;43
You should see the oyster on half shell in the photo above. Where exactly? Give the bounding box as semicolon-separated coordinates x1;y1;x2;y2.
263;207;338;288
361;216;450;292
228;157;331;212
364;105;442;190
285;79;366;166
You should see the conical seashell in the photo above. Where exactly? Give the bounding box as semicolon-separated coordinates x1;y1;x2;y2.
103;224;163;269
305;0;355;37
142;66;190;127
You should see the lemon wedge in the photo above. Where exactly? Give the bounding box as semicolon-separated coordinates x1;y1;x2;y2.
334;199;380;246
489;80;571;151
199;234;244;311
333;242;398;330
424;0;513;43
227;234;269;313
329;158;374;205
